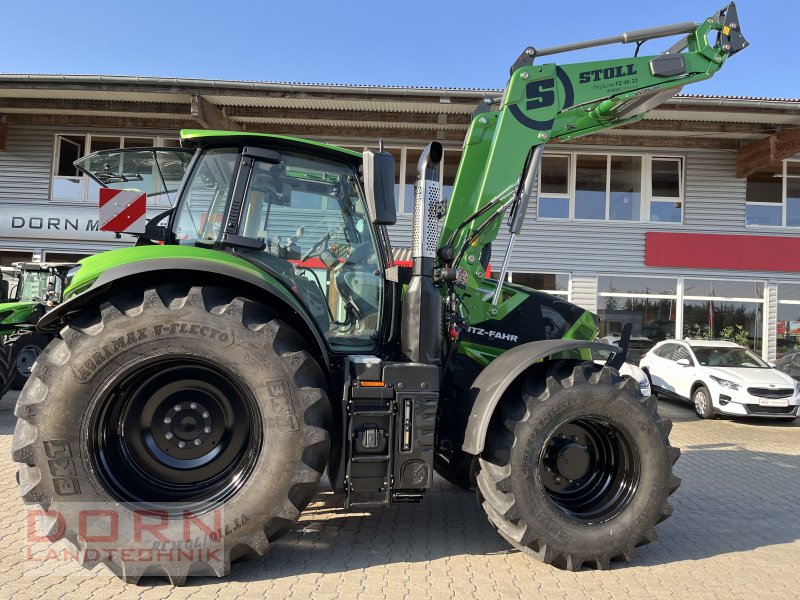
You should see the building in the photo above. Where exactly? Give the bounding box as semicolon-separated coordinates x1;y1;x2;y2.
1;74;799;360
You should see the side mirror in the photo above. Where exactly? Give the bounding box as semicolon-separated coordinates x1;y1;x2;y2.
362;149;397;225
676;358;691;367
768;361;777;368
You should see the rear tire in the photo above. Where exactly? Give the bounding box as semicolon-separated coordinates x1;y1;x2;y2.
434;451;478;489
692;385;715;419
0;338;14;399
477;360;680;571
12;285;331;584
8;331;50;389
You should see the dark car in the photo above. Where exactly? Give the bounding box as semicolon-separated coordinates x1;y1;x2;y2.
599;336;656;365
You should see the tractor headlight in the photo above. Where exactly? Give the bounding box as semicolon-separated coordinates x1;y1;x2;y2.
710;375;739;390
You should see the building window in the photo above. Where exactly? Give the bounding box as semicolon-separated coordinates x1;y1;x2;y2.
52;135;86;201
681;278;765;354
745;160;800;227
43;252;92;264
609;155;642;221
51;134;178;204
538;154;570;218
402;148;421;214
538;152;682;223
0;250;34;268
575;154;608;220
508;272;569;299
776;282;800;358
340;144;461;216
597;276;678;353
649;158;682;223
441;147;461;211
597;275;767;357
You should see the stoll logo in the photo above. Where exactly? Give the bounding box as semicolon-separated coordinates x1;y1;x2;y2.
24;502;225;579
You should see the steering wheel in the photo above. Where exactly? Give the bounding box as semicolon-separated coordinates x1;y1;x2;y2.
301;231;332;262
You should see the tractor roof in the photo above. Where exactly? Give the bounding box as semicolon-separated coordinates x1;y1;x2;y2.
12;262;78;271
180;129;362;160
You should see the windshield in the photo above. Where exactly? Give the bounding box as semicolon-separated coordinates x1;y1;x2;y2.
174;148;239;244
18;271;54;303
692;346;769;369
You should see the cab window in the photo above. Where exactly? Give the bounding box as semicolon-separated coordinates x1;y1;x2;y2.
174;148;239;244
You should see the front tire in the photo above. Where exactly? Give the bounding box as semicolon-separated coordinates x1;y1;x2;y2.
692;385;715;419
477;361;680;571
12;285;331;584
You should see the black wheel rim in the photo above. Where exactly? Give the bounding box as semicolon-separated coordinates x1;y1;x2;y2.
539;417;640;524
16;344;42;377
89;357;262;506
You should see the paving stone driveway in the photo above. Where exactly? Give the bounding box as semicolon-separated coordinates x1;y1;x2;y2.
0;390;797;599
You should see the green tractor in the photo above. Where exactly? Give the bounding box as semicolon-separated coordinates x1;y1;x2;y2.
0;261;76;396
13;5;745;584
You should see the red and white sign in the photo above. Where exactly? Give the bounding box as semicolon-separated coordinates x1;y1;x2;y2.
99;189;146;234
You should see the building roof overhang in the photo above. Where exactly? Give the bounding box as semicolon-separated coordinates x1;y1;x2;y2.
1;74;799;174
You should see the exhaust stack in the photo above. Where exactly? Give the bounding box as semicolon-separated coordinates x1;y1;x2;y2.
401;142;443;365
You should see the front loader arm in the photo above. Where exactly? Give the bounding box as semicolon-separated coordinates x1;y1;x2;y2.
440;3;746;275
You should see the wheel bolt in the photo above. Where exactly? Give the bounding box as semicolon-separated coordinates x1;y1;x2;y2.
178;441;185;448
190;402;197;409
164;417;172;424
204;426;212;434
202;412;210;419
545;467;551;472
554;476;562;484
193;439;201;446
165;432;173;440
174;405;181;412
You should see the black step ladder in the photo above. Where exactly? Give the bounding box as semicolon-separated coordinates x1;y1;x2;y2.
344;400;395;510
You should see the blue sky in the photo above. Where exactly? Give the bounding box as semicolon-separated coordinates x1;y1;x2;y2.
0;0;794;98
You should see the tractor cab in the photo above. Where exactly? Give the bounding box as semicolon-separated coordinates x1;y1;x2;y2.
0;266;15;301
6;262;76;306
173;138;386;349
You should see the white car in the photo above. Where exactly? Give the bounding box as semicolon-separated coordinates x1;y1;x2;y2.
640;339;800;420
618;361;652;398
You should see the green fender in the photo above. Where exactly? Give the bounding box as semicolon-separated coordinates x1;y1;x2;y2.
0;301;39;335
38;255;331;370
461;339;621;455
